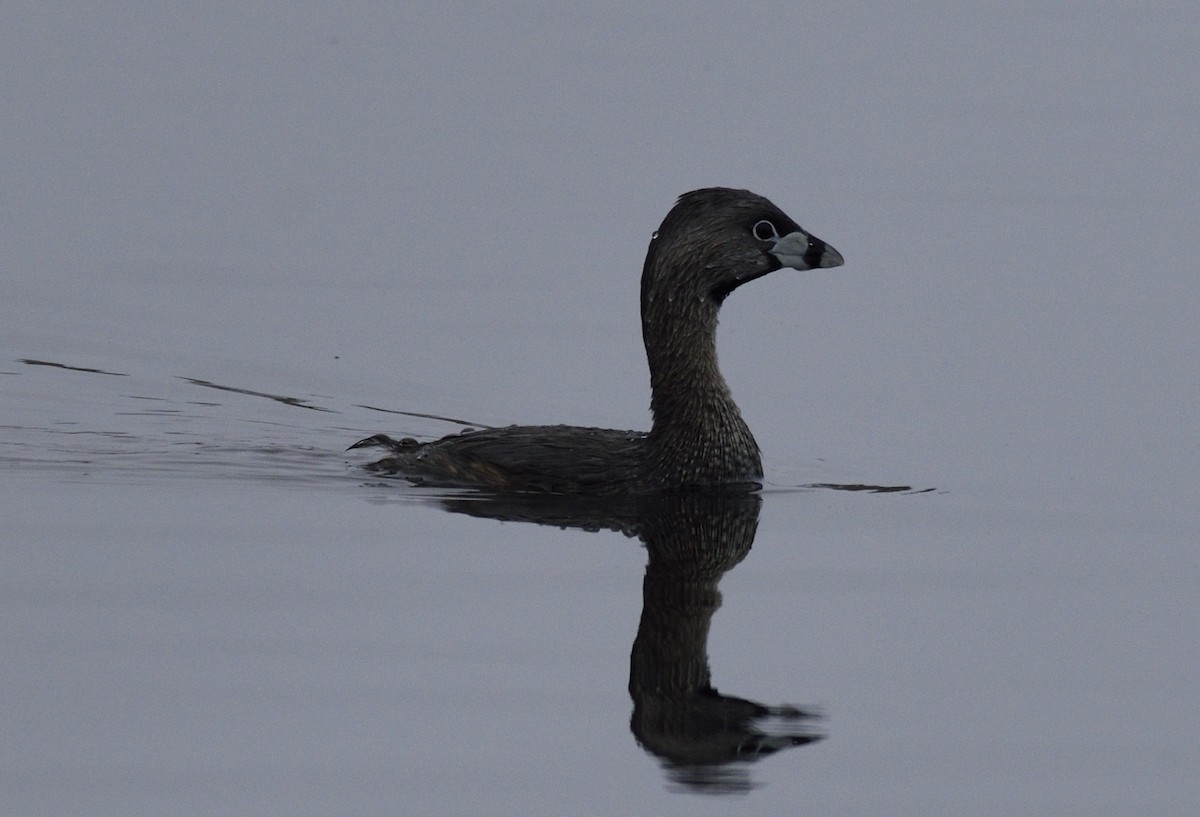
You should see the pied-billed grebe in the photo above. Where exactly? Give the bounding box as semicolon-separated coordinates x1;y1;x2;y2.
350;187;843;493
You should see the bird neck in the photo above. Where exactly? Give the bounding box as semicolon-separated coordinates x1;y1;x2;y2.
641;297;762;486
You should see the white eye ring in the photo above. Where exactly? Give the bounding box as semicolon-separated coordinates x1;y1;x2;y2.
752;220;779;242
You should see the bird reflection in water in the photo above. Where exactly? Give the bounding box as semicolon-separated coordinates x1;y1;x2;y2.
438;486;823;794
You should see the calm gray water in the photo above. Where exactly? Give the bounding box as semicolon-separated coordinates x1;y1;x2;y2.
5;364;1193;815
4;4;1198;816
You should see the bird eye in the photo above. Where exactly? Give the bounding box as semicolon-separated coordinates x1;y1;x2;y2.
752;220;779;242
